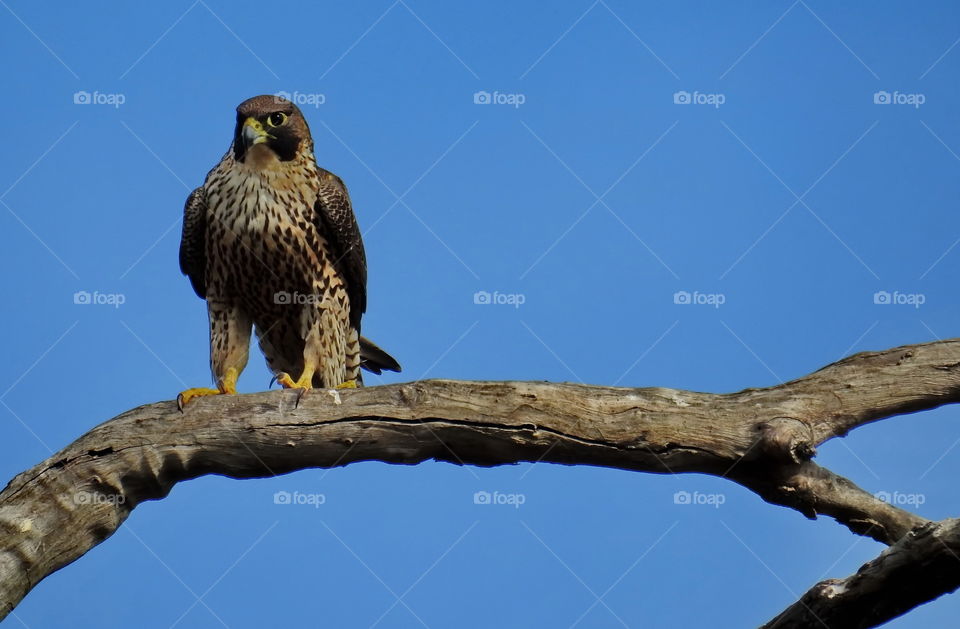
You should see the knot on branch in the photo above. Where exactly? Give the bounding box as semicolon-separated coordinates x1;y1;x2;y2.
397;383;425;406
756;417;816;464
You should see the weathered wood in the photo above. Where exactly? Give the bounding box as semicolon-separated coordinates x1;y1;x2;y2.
2;338;960;623
764;518;960;629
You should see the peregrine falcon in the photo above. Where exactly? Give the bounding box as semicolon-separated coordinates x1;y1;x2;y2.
177;94;400;408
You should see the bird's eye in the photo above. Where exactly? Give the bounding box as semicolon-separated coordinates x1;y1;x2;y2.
267;112;287;127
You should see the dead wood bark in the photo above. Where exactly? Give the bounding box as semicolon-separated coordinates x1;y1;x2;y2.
2;339;960;624
764;518;960;628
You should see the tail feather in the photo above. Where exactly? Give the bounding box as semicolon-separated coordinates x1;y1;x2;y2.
359;336;401;375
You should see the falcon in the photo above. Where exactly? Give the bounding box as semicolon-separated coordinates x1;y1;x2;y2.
177;94;400;408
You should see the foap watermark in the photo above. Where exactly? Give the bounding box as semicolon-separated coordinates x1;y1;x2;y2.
73;491;125;506
275;90;325;108
873;291;925;308
673;90;725;108
673;290;725;308
473;90;526;108
73;90;125;108
473;290;525;308
74;290;125;308
673;490;725;508
873;91;925;108
274;291;326;306
473;490;525;508
273;490;326;508
875;490;925;506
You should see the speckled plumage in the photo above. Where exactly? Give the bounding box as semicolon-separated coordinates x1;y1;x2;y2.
179;95;399;396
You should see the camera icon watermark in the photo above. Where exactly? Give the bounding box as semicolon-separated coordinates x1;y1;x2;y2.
275;90;325;108
872;290;925;308
673;290;725;308
274;291;325;305
673;490;725;508
873;91;925;108
73;491;126;506
473;290;525;308
73;290;125;308
673;90;725;108
273;490;326;508
473;490;525;508
73;90;126;108
473;90;526;108
875;490;925;506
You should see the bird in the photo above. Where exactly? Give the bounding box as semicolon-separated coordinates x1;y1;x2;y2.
177;94;400;409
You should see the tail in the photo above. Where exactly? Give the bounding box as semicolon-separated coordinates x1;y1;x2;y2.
359;336;402;375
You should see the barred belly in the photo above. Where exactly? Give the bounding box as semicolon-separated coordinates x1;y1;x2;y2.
204;156;360;387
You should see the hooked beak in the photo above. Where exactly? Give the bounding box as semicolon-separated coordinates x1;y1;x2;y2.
242;117;272;148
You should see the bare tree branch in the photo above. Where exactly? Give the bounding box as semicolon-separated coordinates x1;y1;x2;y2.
2;338;960;623
764;518;960;628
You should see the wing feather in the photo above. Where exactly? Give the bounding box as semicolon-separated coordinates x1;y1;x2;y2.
179;187;208;299
313;169;366;330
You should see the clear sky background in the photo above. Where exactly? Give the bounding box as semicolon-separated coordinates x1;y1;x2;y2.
1;1;959;627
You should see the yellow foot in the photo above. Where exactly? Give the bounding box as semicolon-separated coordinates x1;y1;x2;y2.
275;371;313;408
275;372;314;390
335;380;358;390
177;387;221;411
177;368;239;412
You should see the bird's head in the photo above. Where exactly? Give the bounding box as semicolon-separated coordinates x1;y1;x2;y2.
232;95;312;165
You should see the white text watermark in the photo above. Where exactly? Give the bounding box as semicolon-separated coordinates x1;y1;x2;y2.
74;491;125;506
275;91;325;108
274;490;326;507
674;490;725;508
474;290;525;308
474;91;525;108
674;91;725;108
873;291;924;308
473;490;525;508
74;291;125;308
673;290;725;308
74;91;125;108
873;91;925;108
875;490;925;506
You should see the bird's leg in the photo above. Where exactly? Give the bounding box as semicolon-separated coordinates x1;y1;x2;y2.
276;308;332;405
275;363;315;389
178;301;251;411
177;367;239;411
336;329;362;389
312;310;357;390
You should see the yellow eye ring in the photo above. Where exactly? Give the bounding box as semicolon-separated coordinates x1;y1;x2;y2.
267;112;287;127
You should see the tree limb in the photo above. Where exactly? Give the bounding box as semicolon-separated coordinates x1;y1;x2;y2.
2;338;960;622
764;518;960;628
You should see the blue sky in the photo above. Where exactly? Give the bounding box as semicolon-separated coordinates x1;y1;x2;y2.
2;1;959;626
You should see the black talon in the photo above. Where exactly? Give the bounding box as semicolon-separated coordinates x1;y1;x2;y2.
295;387;309;409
